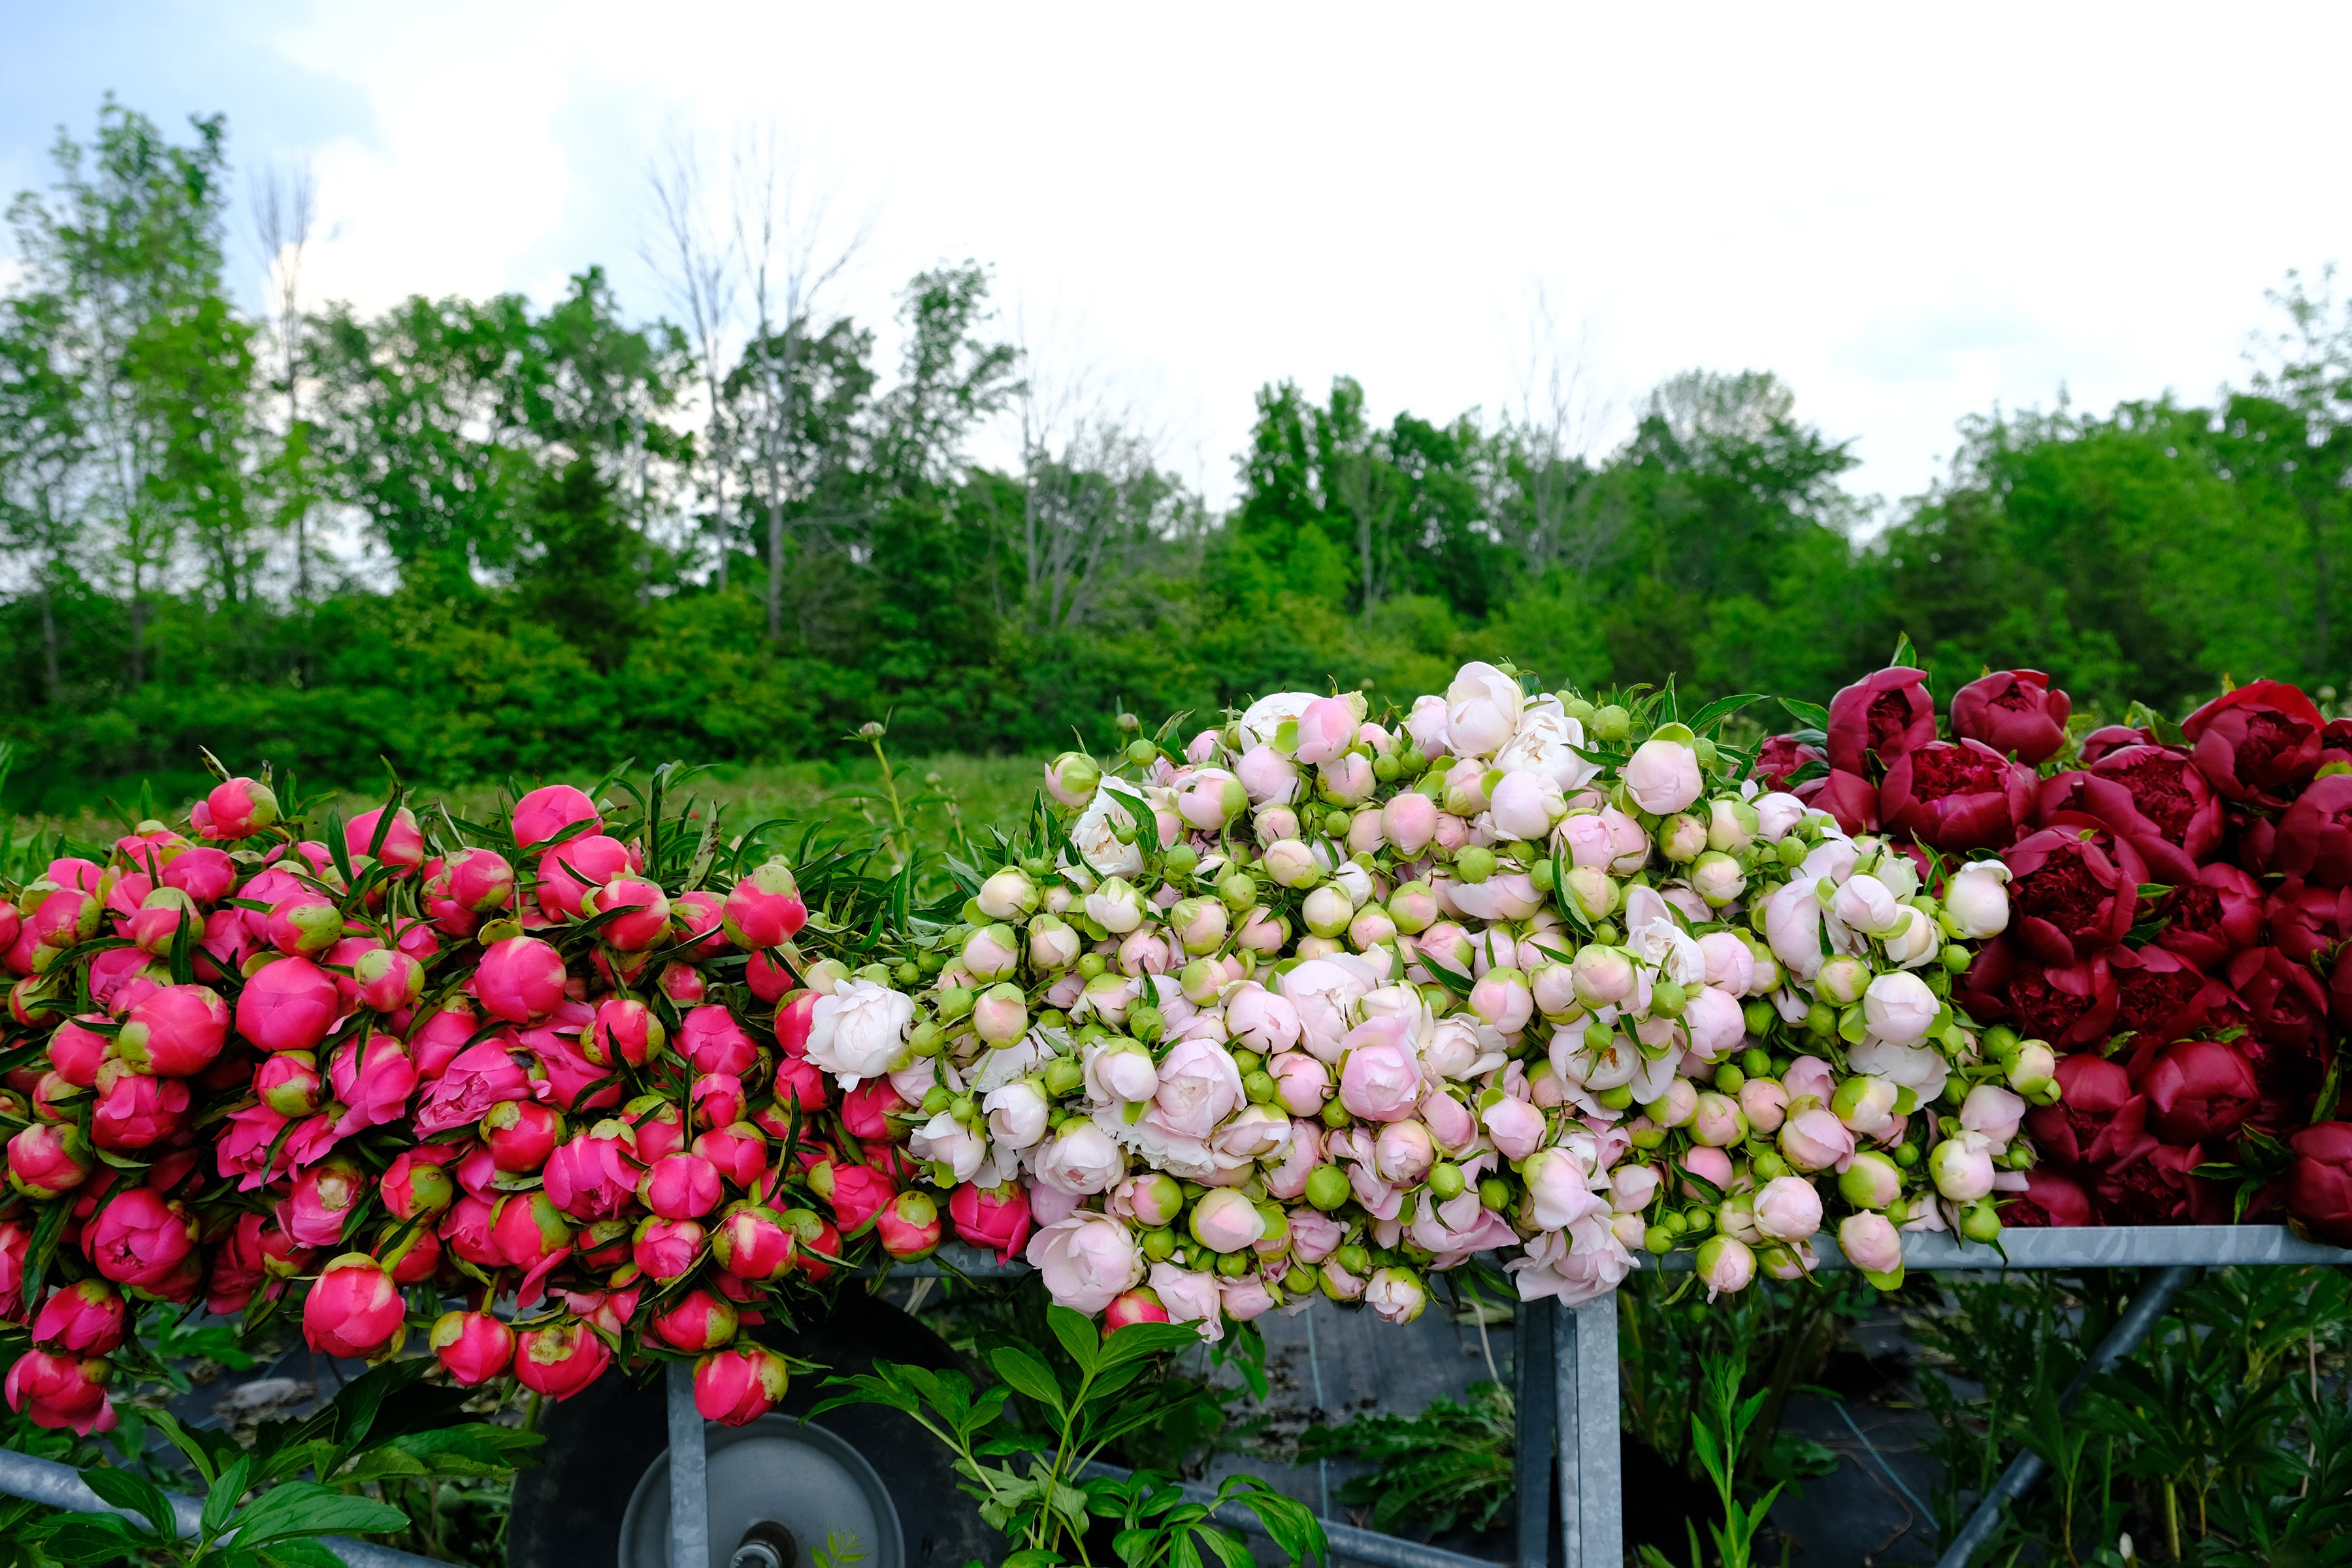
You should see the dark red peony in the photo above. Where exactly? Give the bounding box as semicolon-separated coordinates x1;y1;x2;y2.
2004;821;2147;965
1795;768;1881;834
2276;774;2352;888
2005;955;2121;1048
1825;667;1935;776
2132;1037;2257;1143
2285;1122;2352;1247
2153;863;2265;972
2265;879;2351;964
1755;734;1826;791
2107;945;2228;1045
2181;679;2325;806
1997;1169;2095;1228
2078;725;2156;766
2086;745;2223;881
2023;1053;2144;1168
1880;740;2034;851
1950;668;2072;764
2096;1139;2225;1225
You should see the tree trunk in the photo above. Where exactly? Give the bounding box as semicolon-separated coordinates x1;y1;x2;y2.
39;578;59;704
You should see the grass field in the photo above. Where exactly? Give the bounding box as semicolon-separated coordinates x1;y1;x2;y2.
8;751;1052;868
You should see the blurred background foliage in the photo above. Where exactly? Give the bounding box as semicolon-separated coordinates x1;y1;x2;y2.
6;100;2352;823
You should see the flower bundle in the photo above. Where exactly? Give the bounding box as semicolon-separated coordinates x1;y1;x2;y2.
0;659;2046;1435
0;773;877;1435
866;662;2025;1323
1774;664;2352;1243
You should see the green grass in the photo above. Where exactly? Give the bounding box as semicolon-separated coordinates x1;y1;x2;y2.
10;753;1051;866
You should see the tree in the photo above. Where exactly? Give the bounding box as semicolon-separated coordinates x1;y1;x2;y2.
5;99;253;685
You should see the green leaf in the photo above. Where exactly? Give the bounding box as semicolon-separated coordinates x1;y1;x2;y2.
331;1446;431;1486
28;1514;148;1564
1046;1305;1101;1375
203;1454;257;1539
1100;1320;1205;1367
80;1465;180;1539
989;1347;1068;1418
1685;693;1766;735
1777;697;1829;732
257;1540;355;1568
229;1481;409;1546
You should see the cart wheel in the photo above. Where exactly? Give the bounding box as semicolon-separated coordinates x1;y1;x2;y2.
507;1298;996;1568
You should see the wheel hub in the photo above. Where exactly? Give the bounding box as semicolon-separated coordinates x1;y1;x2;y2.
617;1416;906;1568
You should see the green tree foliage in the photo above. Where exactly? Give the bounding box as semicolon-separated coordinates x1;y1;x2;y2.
5;98;2351;813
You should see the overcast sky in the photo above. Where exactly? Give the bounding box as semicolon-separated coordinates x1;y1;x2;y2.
5;2;2348;513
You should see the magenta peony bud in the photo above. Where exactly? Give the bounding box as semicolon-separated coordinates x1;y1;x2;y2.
203;777;280;840
714;1203;799;1281
8;1122;94;1200
236;956;342;1053
482;1098;565;1173
512;785;602;853
264;892;345;958
875;1190;942;1259
514;1320;613;1401
588;875;672;953
678;1005;756;1077
1950;669;2072;766
351;947;425;1014
723;860;808;949
695;1343;791;1427
490;1192;573;1271
475;936;566;1024
431;1310;516;1386
112;984;230;1077
346;806;426;871
1105;1286;1171;1328
159;846;237;905
4;1348;114;1435
31;1279;129;1356
382;1147;456;1221
641;1152;723;1219
303;1253;406;1358
653;1286;739;1352
632;1215;707;1280
90;1062;189;1151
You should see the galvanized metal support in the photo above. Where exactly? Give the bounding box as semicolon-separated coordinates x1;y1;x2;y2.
1554;1295;1621;1568
1931;1264;2197;1568
668;1358;710;1568
1513;1297;1554;1568
0;1448;451;1568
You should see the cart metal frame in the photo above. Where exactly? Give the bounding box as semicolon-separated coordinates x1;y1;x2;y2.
5;1225;2347;1568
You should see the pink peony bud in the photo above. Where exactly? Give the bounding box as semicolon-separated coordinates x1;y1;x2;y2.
714;1203;799;1281
695;1343;791;1427
641;1152;724;1219
1838;1211;1905;1277
589;997;666;1068
31;1279;129;1355
693;1123;766;1187
1752;1175;1822;1242
203;777;280;840
1482;1096;1546;1160
1105;1286;1171;1328
382;1147;457;1221
724;860;809;949
482;1098;565;1173
1117;1173;1186;1228
7;1123;93;1200
1959;1084;2027;1145
1778;1105;1855;1173
1697;1235;1756;1298
876;1190;943;1259
949;1181;1032;1262
265;892;345;957
1187;1188;1268;1254
1372;1119;1437;1184
1838;1151;1903;1209
4;1348;114;1435
1737;1077;1789;1134
514;1320;613;1401
1024;1213;1144;1314
587;875;672;953
160;847;236;905
491;1192;574;1272
303;1253;406;1359
110;984;229;1079
512;785;602;853
534;836;632;921
236;956;342;1053
431;1310;516;1385
653;1286;739;1351
352;948;425;1014
680;1006;757;1076
632;1215;706;1280
346;806;426;871
1862;972;1939;1047
1929;1136;1997;1201
88;1064;186;1151
1337;1021;1423;1122
476;937;567;1024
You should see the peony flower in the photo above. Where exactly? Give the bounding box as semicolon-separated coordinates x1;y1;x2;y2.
514;1321;613;1401
1624;738;1703;815
1697;1235;1756;1299
808;980;913;1086
1364;1267;1428;1325
1950;669;2071;765
1862;971;1939;1046
1036;1122;1125;1195
1826;667;1935;775
1026;1213;1144;1313
1837;1211;1905;1278
304;1253;406;1358
1446;662;1525;757
2181;679;2324;806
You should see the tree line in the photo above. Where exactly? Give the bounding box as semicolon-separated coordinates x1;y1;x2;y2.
4;100;2350;812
